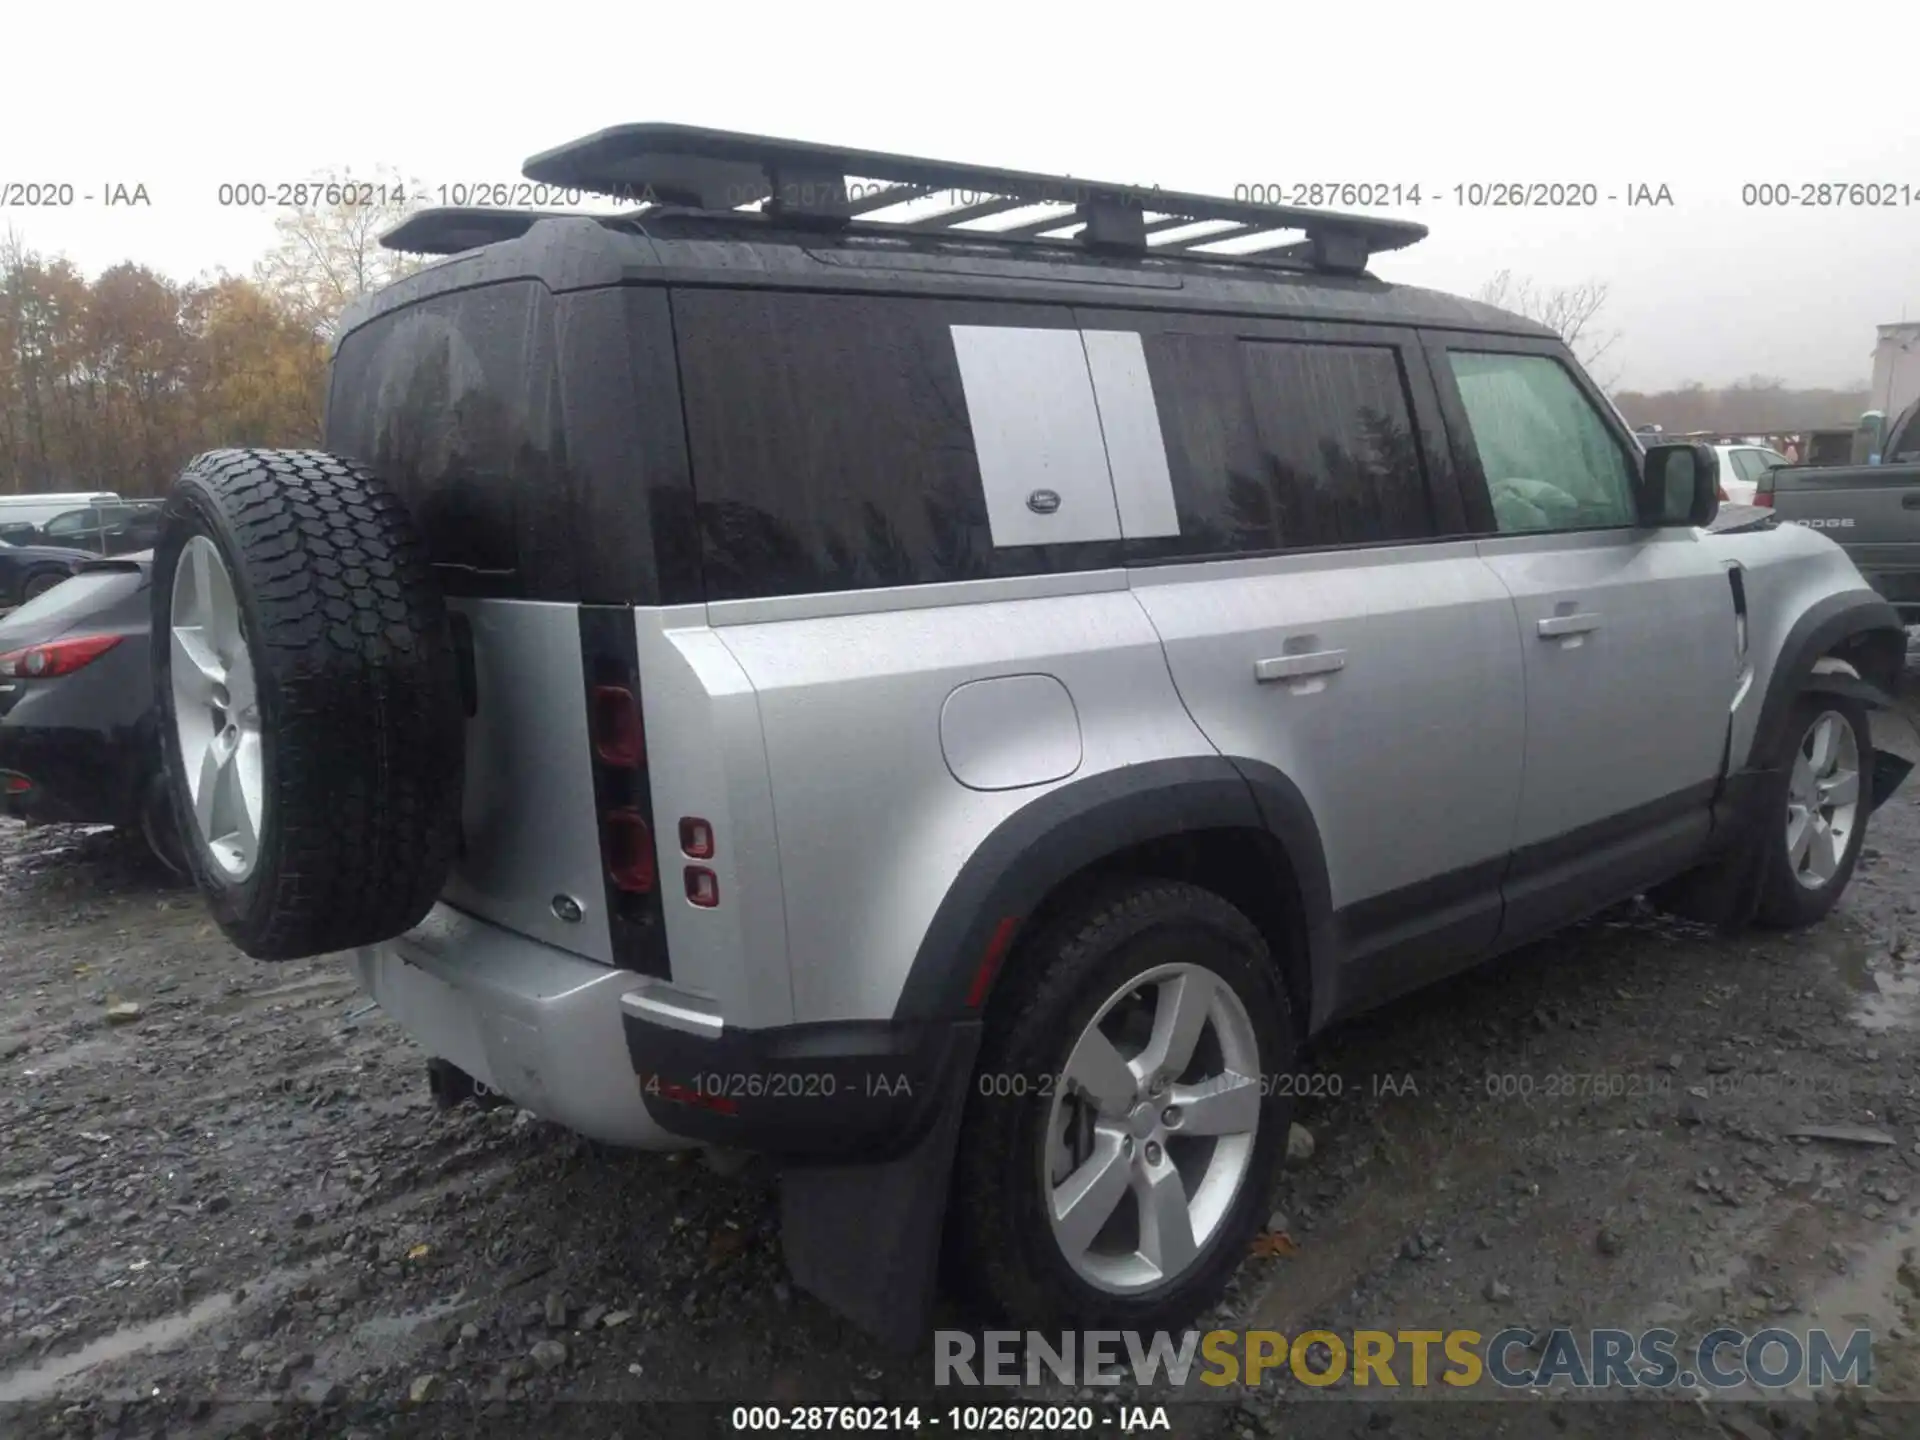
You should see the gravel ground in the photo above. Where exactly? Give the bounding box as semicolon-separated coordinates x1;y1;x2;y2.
5;668;1920;1439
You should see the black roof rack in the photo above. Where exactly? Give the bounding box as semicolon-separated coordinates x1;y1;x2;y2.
381;207;648;255
519;124;1427;275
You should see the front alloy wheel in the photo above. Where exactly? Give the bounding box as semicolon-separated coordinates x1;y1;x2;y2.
1758;694;1872;928
1785;709;1861;890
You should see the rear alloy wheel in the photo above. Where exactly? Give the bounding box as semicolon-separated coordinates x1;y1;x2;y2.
1046;961;1263;1294
1757;695;1871;928
953;881;1293;1330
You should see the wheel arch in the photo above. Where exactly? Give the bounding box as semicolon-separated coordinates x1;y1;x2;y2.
1749;588;1905;769
890;755;1333;1039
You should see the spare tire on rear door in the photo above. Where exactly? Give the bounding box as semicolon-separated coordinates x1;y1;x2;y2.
153;449;464;960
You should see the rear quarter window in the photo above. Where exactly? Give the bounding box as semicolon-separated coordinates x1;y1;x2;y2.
672;290;1123;602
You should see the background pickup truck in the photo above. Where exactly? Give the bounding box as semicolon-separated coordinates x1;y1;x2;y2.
1759;397;1920;621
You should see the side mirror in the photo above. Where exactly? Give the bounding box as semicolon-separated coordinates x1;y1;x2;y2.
1638;443;1720;527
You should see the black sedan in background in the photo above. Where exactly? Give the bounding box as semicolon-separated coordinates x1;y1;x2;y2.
0;534;95;608
0;553;182;871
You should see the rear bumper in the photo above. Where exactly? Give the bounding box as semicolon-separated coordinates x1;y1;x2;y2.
622;998;979;1163
353;904;696;1151
356;902;977;1160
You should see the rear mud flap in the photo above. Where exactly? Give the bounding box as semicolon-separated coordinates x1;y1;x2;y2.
1872;748;1914;810
779;1030;978;1349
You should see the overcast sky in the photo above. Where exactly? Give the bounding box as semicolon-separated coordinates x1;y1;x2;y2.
4;0;1913;393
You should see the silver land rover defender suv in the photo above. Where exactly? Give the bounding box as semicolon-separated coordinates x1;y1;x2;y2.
149;125;1912;1344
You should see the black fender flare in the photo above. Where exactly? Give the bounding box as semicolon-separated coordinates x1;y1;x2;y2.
791;754;1330;1344
1748;589;1904;769
889;753;1333;1024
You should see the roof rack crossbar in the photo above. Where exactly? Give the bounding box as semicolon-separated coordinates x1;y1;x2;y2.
520;124;1426;274
897;196;1045;231
843;183;937;216
1154;221;1268;250
984;206;1086;239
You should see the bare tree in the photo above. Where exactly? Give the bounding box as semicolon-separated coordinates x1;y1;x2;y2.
1476;269;1621;387
253;166;426;341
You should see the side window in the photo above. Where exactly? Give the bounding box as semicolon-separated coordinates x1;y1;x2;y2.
1445;352;1639;533
674;291;1121;602
1133;332;1433;558
1886;402;1920;462
1728;450;1762;483
43;508;95;538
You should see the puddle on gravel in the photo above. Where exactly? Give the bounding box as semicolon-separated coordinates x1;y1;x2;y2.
350;1294;466;1344
0;1262;330;1403
1716;1203;1920;1401
1829;934;1920;1034
0;1291;236;1403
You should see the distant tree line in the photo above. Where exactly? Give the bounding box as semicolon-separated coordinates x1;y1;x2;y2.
1473;271;1871;433
0;169;419;497
0;202;1877;498
1611;377;1871;435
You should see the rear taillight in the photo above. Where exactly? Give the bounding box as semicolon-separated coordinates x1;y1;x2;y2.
2;774;30;795
0;634;122;679
581;607;671;977
591;685;644;768
684;867;719;907
604;808;658;893
1754;472;1776;508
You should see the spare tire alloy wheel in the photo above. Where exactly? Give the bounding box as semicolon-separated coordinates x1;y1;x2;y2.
1048;963;1262;1293
170;535;263;881
153;449;464;961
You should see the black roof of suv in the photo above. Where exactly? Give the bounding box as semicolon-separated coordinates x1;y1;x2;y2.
349;124;1552;344
324;126;1559;614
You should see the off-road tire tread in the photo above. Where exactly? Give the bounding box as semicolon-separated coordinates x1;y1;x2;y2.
155;448;463;960
951;878;1290;1331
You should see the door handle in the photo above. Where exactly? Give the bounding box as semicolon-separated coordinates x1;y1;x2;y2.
1902;493;1920;509
1255;649;1347;683
1537;613;1602;638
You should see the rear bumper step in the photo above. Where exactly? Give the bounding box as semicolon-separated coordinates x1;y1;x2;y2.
356;902;978;1161
353;903;694;1151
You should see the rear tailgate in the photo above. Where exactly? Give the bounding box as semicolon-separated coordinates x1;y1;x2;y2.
1761;462;1920;610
